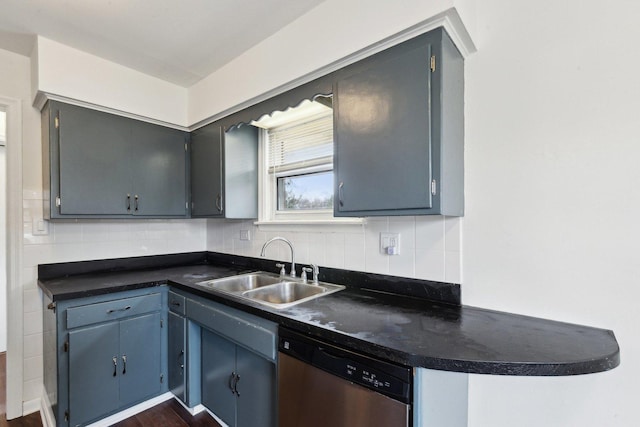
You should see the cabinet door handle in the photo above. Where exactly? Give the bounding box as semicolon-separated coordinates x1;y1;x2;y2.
228;372;236;395
134;194;139;212
126;194;131;211
107;305;131;314
122;355;127;375
170;302;181;307
338;182;344;207
215;193;223;213
233;373;241;397
112;356;118;377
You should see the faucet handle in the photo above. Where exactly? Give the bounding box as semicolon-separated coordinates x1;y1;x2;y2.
309;264;320;284
275;263;286;277
301;267;313;283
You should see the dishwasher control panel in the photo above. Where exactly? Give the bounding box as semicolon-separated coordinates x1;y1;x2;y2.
279;328;412;403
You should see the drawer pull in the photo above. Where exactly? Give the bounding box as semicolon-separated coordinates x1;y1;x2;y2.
107;305;131;314
170;302;181;307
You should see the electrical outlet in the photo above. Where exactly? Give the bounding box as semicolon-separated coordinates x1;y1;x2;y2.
380;232;400;255
239;229;251;241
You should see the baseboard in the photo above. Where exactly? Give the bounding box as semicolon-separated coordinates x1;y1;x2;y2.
174;397;207;416
40;387;56;427
23;397;42;416
85;392;174;427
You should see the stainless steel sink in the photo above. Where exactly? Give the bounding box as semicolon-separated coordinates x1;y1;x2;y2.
196;272;344;309
197;272;282;292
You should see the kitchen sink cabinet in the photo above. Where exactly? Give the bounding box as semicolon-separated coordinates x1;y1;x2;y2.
42;100;189;219
43;288;167;427
185;294;277;427
333;27;464;216
190;121;259;218
202;329;276;427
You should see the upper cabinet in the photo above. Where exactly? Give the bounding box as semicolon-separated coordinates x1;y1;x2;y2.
190;122;258;218
42;101;189;219
333;28;464;216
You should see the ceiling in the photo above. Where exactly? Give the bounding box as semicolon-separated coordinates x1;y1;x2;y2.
0;0;326;87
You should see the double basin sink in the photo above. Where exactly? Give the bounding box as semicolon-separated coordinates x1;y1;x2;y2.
196;271;345;309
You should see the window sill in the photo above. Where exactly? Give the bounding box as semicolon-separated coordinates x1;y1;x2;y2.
254;218;366;232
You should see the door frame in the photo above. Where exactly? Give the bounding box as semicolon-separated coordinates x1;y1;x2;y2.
1;95;24;419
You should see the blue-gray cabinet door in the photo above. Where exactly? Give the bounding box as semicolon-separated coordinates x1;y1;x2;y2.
129;120;188;216
190;123;224;217
119;312;162;405
56;102;132;215
202;329;237;426
68;322;120;426
235;346;276;427
168;311;186;403
334;40;433;214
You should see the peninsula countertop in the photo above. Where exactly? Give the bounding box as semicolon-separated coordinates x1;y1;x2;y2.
38;252;620;376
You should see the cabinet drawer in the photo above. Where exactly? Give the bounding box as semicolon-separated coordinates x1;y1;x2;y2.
66;293;162;329
187;299;277;361
168;291;186;315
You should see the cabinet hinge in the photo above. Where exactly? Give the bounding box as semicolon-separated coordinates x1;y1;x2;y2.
430;55;436;72
186;202;189;210
63;341;69;353
55;196;61;208
47;301;56;313
54;116;60;129
64;410;69;421
184;142;188;151
431;179;437;196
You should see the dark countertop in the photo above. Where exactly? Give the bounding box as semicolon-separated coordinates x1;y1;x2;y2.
38;252;620;376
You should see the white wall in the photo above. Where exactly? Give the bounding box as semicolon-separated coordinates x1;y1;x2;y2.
0;142;6;352
462;1;638;425
34;37;188;127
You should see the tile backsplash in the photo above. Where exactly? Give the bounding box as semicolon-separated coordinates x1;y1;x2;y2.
206;216;462;284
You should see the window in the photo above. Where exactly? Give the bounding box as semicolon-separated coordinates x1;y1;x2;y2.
254;98;336;222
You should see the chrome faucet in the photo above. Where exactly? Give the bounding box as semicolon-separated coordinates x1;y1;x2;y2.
260;237;296;278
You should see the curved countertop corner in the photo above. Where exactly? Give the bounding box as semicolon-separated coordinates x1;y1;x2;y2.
38;257;620;377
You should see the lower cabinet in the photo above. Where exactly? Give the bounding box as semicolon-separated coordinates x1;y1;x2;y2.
68;312;162;426
202;329;276;427
183;293;278;427
43;288;167;427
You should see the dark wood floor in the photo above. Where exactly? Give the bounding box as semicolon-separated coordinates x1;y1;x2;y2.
112;398;222;427
1;352;219;427
0;353;43;427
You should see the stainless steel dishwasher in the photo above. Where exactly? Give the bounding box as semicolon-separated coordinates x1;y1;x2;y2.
278;327;412;427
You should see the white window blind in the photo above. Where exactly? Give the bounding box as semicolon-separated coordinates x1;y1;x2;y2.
267;111;333;174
